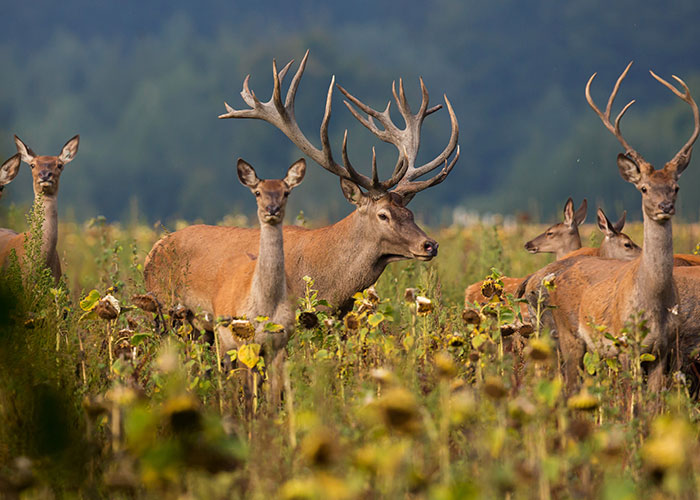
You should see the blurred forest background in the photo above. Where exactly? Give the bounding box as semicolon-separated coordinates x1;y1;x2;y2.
1;0;700;225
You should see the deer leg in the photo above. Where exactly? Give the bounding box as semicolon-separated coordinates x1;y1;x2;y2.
266;349;287;410
559;327;585;394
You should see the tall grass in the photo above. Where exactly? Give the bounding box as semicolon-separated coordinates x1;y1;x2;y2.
0;212;699;498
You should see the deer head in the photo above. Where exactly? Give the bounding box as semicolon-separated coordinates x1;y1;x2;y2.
585;62;699;224
237;158;306;225
596;208;641;259
524;197;587;257
0;154;21;199
219;51;458;263
14;135;80;197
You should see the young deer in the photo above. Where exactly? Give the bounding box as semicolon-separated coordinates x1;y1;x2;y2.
0;135;79;281
145;51;458;318
523;197;588;259
211;158;305;407
213;159;305;355
572;63;698;389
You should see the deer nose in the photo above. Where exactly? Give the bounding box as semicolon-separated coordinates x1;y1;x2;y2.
39;170;53;182
659;201;675;214
266;205;280;216
423;239;438;257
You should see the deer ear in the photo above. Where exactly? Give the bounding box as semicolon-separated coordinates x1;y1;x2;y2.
14;135;36;164
0;154;21;186
574;198;588;226
237;158;260;188
283;159;306;189
340;178;366;207
666;151;692;180
597;208;615;237
563;197;575;227
59;135;79;164
617;153;642;185
612;210;627;233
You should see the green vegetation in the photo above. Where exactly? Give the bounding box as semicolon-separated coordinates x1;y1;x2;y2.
2;211;700;498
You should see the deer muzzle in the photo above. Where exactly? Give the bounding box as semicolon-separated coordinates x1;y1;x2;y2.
658;201;675;215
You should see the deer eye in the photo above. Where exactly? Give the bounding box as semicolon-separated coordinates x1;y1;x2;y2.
283;191;289;198
30;163;35;169
255;191;260;197
674;186;680;193
378;212;389;221
641;186;647;194
546;231;554;236
625;243;632;249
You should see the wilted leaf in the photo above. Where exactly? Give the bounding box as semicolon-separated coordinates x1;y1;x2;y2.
80;289;101;311
238;344;261;369
367;312;385;328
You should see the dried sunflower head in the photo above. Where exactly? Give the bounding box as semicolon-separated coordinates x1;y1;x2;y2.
416;296;434;316
377;387;421;435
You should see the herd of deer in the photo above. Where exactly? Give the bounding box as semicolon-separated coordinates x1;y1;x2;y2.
1;51;700;397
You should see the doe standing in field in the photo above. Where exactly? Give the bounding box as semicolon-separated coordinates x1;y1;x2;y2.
0;135;79;282
213;158;305;398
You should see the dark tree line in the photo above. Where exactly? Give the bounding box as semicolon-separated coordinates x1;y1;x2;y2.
1;0;699;225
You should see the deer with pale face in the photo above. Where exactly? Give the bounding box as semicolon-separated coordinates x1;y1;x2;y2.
0;135;79;281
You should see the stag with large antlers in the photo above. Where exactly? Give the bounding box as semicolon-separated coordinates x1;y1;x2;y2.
144;51;459;318
527;63;699;390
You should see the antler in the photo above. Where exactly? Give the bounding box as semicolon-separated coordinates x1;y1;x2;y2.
337;78;459;202
585;61;649;170
219;50;459;201
648;69;700;170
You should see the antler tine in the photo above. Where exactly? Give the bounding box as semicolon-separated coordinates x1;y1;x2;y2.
400;94;459;183
395;146;460;203
393;78;413;118
285;50;309;112
585;61;646;166
271;59;286;118
371;148;379;186
338;83;399;143
340;130;375;190
650;69;700;166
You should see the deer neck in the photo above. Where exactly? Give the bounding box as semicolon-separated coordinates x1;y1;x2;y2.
635;211;675;311
555;235;582;260
248;221;286;316
639;212;674;286
300;210;387;310
38;194;59;263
